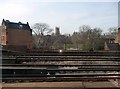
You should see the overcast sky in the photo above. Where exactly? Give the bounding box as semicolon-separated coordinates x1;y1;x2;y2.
0;0;119;34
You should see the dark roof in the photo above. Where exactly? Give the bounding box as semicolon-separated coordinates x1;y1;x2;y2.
106;43;120;50
2;19;32;32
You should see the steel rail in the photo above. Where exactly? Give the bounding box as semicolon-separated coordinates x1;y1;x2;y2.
2;74;120;77
15;56;120;58
1;64;120;67
2;58;120;61
2;76;120;81
2;68;120;71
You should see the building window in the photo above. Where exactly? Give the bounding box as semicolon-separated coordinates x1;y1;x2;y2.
6;31;8;35
6;41;8;44
19;25;23;29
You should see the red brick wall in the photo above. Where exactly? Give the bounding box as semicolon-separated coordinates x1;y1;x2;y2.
6;29;32;49
2;45;27;52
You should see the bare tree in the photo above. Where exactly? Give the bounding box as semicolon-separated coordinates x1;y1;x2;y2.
71;25;104;51
79;25;91;32
71;32;80;49
32;23;53;49
108;27;117;38
32;23;53;36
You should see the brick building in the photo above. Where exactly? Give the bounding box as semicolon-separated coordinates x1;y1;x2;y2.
0;19;32;51
104;28;120;51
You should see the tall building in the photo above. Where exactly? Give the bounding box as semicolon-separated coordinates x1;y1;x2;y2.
0;19;32;51
55;27;60;36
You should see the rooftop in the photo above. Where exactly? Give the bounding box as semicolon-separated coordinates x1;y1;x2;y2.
1;19;32;32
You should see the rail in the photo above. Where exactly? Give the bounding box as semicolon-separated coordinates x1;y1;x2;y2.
2;52;120;88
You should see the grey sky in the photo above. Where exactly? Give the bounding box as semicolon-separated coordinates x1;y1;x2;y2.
0;0;119;34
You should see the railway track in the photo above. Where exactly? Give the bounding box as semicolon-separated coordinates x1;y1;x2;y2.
1;64;120;67
2;51;120;88
3;56;120;60
3;50;120;56
2;77;120;82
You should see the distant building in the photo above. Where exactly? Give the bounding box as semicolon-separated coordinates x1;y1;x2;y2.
55;27;60;36
104;28;120;51
0;19;32;51
104;42;120;50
